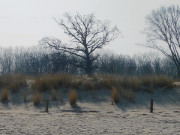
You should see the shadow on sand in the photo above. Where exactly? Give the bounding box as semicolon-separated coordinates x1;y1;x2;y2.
1;100;9;109
114;88;180;112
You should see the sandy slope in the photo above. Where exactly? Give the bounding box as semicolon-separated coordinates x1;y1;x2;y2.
0;88;179;135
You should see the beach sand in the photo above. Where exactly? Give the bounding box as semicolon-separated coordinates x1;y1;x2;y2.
0;88;179;135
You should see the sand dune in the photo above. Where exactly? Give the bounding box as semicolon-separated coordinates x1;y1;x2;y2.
0;88;179;135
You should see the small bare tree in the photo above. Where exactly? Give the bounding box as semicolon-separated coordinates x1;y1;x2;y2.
40;13;119;75
144;5;180;76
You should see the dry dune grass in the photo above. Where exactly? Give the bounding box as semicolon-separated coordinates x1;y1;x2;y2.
1;88;9;101
68;90;77;106
111;87;119;103
32;92;41;105
31;73;72;92
0;74;27;93
31;78;50;92
29;73;173;102
0;73;174;105
101;74;173;91
30;73;173;92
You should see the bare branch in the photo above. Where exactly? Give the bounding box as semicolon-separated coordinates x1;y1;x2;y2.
40;13;119;75
145;5;180;76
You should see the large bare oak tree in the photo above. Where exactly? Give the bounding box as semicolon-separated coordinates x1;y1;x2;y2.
40;13;119;75
145;5;180;76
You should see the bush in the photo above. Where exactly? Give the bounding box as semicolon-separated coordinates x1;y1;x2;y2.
111;87;119;103
1;88;9;101
68;90;77;106
33;92;41;105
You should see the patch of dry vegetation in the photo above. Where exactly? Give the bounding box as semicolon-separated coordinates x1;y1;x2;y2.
31;73;72;92
31;78;50;92
30;73;173;92
32;92;41;105
139;75;173;92
68;90;77;106
0;73;174;105
111;87;119;103
101;74;173;90
1;88;9;101
0;74;26;93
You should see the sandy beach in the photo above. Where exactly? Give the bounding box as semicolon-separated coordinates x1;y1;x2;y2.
0;88;179;135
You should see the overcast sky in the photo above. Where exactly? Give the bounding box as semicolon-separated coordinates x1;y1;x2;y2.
0;0;179;55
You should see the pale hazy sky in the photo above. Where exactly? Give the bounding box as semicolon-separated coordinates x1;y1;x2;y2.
0;0;179;55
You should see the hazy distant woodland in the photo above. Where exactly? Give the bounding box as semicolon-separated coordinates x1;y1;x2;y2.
0;46;177;77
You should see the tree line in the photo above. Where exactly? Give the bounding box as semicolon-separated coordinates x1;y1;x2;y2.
0;46;177;77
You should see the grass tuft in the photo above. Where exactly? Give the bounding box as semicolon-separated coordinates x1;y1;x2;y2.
1;88;9;101
33;92;41;105
111;87;119;103
68;90;77;106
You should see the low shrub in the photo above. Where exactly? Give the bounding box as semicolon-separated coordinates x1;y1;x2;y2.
68;90;77;106
111;87;119;103
1;88;9;101
33;92;41;105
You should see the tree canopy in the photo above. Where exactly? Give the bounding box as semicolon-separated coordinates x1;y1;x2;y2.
40;13;119;75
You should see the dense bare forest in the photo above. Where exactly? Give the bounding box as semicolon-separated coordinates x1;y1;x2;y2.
0;46;177;77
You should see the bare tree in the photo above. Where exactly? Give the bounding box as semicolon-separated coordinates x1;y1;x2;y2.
40;13;119;75
144;5;180;76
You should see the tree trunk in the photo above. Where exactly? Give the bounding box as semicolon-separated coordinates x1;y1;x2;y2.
86;56;92;75
84;43;93;75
